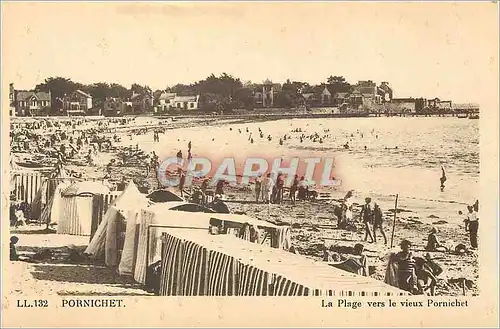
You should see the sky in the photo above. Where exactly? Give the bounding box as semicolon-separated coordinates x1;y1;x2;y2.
2;2;498;105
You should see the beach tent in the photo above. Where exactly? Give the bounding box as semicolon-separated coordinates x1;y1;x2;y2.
119;201;213;277
132;204;282;285
85;180;148;267
10;156;47;207
39;166;72;225
106;181;149;267
55;181;110;236
133;206;215;284
157;230;409;296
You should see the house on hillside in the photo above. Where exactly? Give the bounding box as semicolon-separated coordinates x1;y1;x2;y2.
130;91;153;113
173;95;200;110
63;90;93;115
9;83;51;116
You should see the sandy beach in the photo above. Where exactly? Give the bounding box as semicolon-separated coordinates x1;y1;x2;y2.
9;115;479;297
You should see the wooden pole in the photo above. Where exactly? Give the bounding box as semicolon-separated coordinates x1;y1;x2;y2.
390;194;399;249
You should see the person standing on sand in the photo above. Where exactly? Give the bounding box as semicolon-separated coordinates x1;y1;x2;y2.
254;175;262;203
465;205;479;249
297;176;307;201
261;174;270;203
289;174;299;205
178;169;186;197
275;173;284;204
360;197;375;243
373;203;388;244
201;178;209;205
215;179;225;197
268;173;276;203
343;191;354;224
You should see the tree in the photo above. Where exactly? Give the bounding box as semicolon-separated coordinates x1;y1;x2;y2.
109;83;130;99
35;77;79;113
327;76;347;84
87;82;110;109
130;83;151;95
276;80;308;108
326;75;351;93
233;87;254;110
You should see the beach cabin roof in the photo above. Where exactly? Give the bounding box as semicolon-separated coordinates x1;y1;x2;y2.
210;213;279;229
142;208;215;230
114;180;148;213
146;201;215;213
61;181;110;197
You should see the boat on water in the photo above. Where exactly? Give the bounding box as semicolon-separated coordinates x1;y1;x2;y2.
469;114;479;120
457;113;468;118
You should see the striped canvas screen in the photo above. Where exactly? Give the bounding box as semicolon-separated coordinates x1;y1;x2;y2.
158;231;409;297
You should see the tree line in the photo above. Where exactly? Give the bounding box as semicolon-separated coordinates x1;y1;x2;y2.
32;74;355;114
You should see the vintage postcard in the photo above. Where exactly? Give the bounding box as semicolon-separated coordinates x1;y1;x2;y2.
1;1;498;328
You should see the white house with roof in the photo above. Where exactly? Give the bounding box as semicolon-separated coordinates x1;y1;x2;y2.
158;92;177;112
173;95;200;110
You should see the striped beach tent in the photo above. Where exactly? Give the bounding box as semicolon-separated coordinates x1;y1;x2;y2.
56;181;110;236
158;230;409;297
133;207;213;285
132;206;282;285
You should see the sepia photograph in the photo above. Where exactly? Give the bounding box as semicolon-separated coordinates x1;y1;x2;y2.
2;1;498;327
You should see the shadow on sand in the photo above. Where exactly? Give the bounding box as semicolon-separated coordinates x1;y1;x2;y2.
10;228;56;235
30;263;146;291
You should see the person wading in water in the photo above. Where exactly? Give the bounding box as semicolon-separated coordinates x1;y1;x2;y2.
440;166;447;191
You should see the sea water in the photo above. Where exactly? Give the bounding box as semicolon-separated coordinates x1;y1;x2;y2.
134;116;479;223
